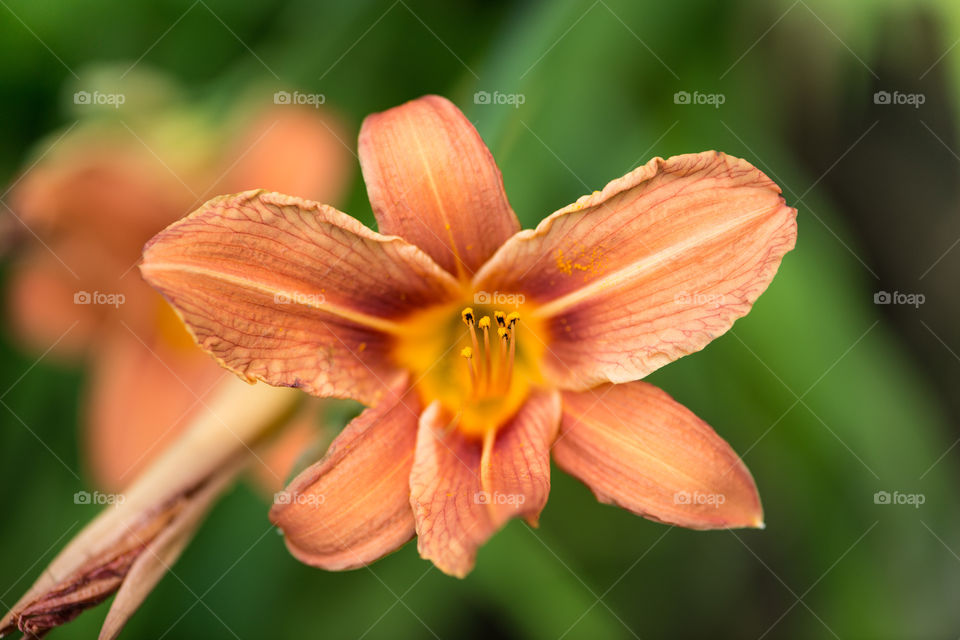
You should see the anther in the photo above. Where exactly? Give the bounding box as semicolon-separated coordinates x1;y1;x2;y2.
494;310;506;327
506;311;520;327
461;307;475;325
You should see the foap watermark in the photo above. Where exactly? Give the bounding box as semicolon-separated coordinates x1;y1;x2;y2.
74;490;126;507
74;290;125;308
473;90;526;108
274;292;326;306
873;90;925;108
674;490;726;508
474;291;525;307
73;90;126;109
874;490;925;508
674;90;725;109
474;491;526;506
874;290;924;308
273;491;326;508
675;291;725;308
273;90;326;108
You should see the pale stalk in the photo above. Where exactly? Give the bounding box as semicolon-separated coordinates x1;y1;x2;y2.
0;377;300;639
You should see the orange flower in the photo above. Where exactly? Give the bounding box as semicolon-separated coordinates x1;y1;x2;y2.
141;95;797;577
6;99;350;491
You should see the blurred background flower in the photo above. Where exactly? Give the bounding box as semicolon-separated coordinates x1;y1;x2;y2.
1;1;959;638
4;66;351;492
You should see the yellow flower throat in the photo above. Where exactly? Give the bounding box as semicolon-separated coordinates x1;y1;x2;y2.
392;297;545;438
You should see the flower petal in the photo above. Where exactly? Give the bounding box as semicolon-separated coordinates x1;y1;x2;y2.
483;390;561;530
359;95;520;280
269;378;419;570
553;381;762;529
140;190;461;405
86;329;224;491
474;152;797;390
251;402;323;493
409;391;560;577
9;135;193;260
217;104;352;205
5;251;99;360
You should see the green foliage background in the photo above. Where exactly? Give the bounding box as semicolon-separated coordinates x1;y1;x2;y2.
2;1;959;638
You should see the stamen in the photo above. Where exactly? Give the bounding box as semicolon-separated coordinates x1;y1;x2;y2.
497;326;509;388
506;315;518;391
461;346;477;393
458;307;522;402
478;316;492;389
462;308;480;381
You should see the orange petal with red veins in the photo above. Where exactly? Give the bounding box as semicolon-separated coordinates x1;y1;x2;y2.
474;151;797;390
140;190;461;405
359;95;520;280
553;382;763;529
483;391;561;529
410;391;560;578
269;379;419;570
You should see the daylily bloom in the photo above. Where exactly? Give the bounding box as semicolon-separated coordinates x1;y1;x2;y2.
140;95;797;577
5;94;350;491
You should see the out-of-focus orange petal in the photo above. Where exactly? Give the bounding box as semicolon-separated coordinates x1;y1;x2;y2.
251;404;322;493
553;381;763;529
5;254;99;360
359;95;520;280
474;151;797;390
6;206;173;356
218;104;352;205
269;379;419;570
9;139;192;262
409;390;560;578
85;329;223;492
140;190;462;405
